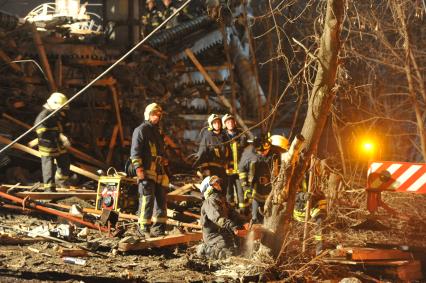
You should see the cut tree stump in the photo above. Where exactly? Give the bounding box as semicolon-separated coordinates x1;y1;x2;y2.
118;232;202;252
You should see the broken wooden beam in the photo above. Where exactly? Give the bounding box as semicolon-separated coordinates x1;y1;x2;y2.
0;234;48;245
0;191;108;232
59;248;88;257
168;183;196;195
0;135;99;181
167;194;202;204
110;85;125;145
184;48;253;138
32;25;57;91
48;203;201;229
346;247;413;261
118;232;202;252
106;124;119;164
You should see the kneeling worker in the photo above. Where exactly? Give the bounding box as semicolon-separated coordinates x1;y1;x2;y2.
197;175;245;259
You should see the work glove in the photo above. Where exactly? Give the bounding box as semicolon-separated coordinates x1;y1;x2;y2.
243;186;253;200
136;167;145;184
59;133;71;147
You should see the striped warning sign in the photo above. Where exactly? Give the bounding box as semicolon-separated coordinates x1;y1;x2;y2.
367;161;426;193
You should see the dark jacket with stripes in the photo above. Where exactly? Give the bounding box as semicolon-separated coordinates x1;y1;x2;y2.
34;108;66;157
194;129;230;168
223;128;247;174
238;145;275;201
130;121;166;179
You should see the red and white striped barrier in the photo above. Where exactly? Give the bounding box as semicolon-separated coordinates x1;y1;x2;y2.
367;161;426;194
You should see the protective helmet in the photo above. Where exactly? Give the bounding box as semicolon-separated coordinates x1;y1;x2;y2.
207;113;221;129
144;103;162;121
200;175;222;194
222;113;235;125
44;92;68;110
270;135;289;151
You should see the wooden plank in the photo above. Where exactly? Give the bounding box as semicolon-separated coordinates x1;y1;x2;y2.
384;260;423;281
0;184;92;193
49;203;201;229
118;232;202;252
32;25;57;91
324;258;412;266
0;135;99;181
348;248;413;261
184;49;252;137
2;113;31;129
167;194;202;204
65;77;116;86
0;49;21;72
106;124;119;164
59;248;88;257
0;234;48;245
16;191;96;200
168;184;195;195
110;85;125;145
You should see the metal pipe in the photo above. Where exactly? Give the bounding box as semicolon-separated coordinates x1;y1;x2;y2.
48;203;201;229
0;191;109;232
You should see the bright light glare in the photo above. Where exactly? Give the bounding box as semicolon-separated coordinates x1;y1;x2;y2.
361;141;375;154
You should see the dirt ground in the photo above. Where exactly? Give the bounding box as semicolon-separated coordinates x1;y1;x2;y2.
0;211;265;283
1;189;426;282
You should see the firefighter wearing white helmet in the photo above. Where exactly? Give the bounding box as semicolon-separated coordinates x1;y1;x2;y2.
131;102;169;237
197;175;246;259
34;92;74;192
222;113;248;212
193;113;230;192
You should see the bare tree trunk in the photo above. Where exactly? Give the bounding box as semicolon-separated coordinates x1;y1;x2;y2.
262;0;345;260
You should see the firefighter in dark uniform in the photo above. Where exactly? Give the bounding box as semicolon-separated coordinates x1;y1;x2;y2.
222;114;248;211
34;92;72;192
238;136;273;223
193;114;230;194
130;103;169;237
160;0;178;28
197;175;245;259
142;0;161;36
293;173;327;255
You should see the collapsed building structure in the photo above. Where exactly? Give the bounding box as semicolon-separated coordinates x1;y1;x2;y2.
0;0;265;185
